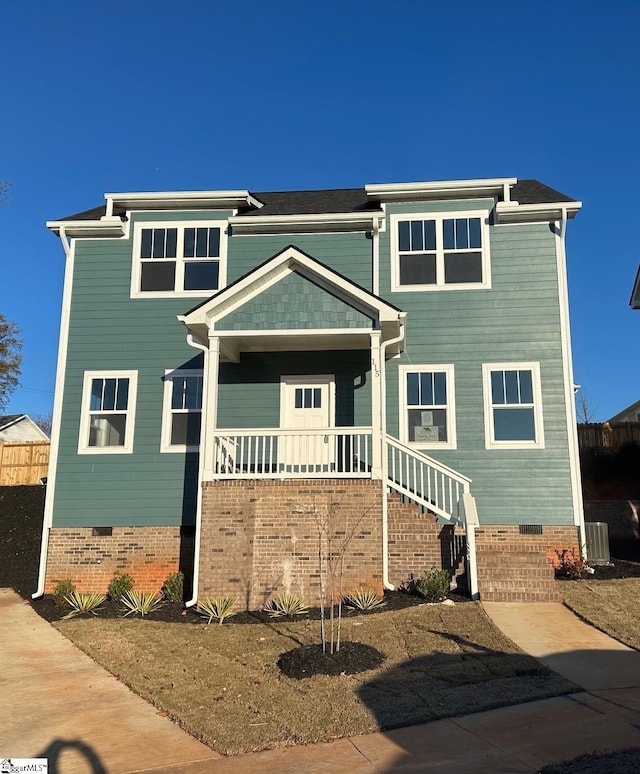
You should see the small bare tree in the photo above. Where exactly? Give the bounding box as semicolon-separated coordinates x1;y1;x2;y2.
32;413;53;437
576;388;597;424
313;499;378;655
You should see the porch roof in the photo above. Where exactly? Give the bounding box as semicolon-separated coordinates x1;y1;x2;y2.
178;246;405;361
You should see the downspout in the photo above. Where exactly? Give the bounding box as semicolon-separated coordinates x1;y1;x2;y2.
556;207;587;557
379;313;407;590
372;218;380;297
33;227;72;598
184;332;209;608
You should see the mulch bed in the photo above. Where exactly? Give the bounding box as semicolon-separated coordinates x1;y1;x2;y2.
278;642;386;678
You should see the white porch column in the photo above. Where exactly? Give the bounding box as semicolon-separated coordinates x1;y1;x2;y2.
370;331;383;479
202;334;221;480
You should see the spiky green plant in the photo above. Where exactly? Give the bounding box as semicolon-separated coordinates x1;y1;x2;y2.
62;591;106;619
120;590;164;617
343;587;387;611
263;591;309;618
196;596;237;624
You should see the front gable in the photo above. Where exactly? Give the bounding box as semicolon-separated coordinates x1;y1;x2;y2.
215;269;375;331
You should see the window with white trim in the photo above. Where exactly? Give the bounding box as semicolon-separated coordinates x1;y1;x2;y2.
483;363;544;449
79;371;138;453
161;370;203;452
390;211;490;291
399;365;456;449
131;221;227;297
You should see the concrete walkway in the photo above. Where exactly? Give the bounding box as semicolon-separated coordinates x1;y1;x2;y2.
2;589;640;773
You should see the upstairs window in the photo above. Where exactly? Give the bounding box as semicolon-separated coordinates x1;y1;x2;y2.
161;370;203;452
79;371;137;454
399;365;456;449
391;211;490;291
483;362;544;449
132;221;227;297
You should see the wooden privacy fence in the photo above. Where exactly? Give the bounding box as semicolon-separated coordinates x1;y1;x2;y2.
578;422;640;453
0;441;50;485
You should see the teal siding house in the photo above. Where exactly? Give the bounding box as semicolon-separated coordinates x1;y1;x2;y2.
36;178;585;606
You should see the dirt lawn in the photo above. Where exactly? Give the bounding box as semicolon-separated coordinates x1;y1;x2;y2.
56;603;576;756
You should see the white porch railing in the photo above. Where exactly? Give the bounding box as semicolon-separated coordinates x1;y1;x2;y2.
212;427;374;479
385;435;471;524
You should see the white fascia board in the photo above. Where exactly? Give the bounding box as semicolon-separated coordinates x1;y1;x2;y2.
495;201;582;223
46;219;126;238
229;210;385;233
180;247;403;330
105;190;262;212
365;178;517;201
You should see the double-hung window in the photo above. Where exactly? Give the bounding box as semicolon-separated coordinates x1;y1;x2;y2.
79;371;138;453
161;370;203;452
132;221;227;297
483;363;544;448
399;365;456;449
391;211;490;291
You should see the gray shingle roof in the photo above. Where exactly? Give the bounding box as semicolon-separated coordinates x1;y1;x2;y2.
0;414;25;430
55;179;577;221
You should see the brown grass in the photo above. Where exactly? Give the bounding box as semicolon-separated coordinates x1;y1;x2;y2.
55;602;576;756
562;578;640;650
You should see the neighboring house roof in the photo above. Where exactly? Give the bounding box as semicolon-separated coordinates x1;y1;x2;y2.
630;264;640;309
608;400;640;423
0;414;24;430
54;179;577;222
0;414;49;440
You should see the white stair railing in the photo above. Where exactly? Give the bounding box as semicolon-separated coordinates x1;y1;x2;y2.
385;435;471;524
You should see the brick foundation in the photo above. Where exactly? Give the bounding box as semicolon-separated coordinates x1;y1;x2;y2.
45;526;191;594
200;479;384;610
474;525;580;602
387;494;466;587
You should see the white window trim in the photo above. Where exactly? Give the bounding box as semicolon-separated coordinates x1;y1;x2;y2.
78;370;138;454
390;210;491;292
399;364;457;449
130;219;228;299
482;362;545;449
161;368;203;453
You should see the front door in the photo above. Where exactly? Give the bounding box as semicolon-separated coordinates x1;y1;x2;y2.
279;375;334;471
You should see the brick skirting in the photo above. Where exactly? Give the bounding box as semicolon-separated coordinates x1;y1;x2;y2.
200;479;384;610
45;526;191;594
474;524;580;602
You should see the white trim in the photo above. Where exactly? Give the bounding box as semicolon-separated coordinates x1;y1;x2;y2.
78;370;138;454
160;368;204;453
495;200;582;224
33;234;76;598
389;210;491;292
213;327;375;338
366;178;517;202
279;375;335;430
180;245;403;329
482;362;545;449
398;364;457;450
130;219;228;299
106;190;262;212
228;211;385;234
46;219;126;238
554;215;586;538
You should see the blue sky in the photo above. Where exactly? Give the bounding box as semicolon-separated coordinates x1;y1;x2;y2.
0;1;638;421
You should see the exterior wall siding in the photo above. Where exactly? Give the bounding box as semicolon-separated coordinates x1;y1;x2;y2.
380;202;575;526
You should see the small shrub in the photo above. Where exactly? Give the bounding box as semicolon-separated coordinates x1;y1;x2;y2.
407;568;451;602
343;587;387;612
120;590;164;617
263;591;309;618
196;596;237;624
108;571;135;601
554;548;590;579
52;578;76;607
161;571;184;603
62;591;106;619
